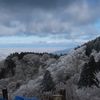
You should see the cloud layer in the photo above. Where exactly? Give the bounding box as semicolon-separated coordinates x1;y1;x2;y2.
0;0;100;39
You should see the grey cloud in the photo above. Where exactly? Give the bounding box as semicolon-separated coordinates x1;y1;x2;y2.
0;0;79;9
0;0;100;39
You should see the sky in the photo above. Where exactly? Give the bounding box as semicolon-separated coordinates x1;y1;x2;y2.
0;0;100;57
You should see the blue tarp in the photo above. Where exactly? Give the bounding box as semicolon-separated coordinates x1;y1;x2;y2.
14;96;38;100
0;98;7;100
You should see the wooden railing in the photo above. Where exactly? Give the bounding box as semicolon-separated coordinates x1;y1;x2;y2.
1;88;66;100
2;88;8;100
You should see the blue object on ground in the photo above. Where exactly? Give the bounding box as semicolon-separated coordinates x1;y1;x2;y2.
14;96;38;100
0;98;7;100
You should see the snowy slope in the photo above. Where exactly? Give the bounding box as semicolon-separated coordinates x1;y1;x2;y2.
0;46;88;99
0;37;100;100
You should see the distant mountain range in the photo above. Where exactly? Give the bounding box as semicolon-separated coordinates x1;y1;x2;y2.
52;48;73;55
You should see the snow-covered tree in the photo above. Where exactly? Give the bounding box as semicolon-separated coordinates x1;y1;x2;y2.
78;56;99;88
40;70;55;92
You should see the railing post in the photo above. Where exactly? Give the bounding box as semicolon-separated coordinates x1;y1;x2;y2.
2;88;8;100
59;89;66;100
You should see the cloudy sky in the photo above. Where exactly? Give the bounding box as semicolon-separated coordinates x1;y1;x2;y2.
0;0;100;56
